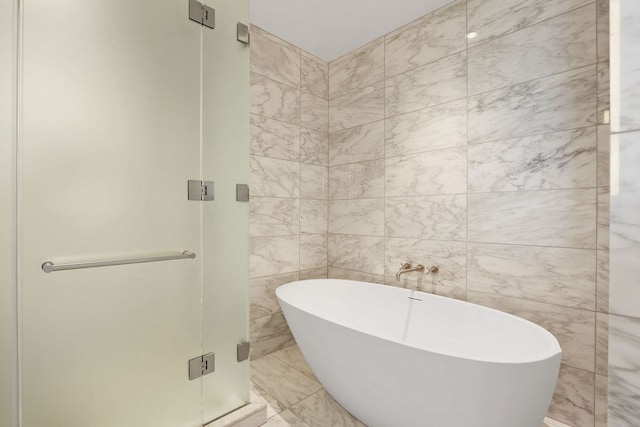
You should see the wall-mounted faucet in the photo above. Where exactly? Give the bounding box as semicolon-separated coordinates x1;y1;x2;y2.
395;262;439;281
395;263;424;281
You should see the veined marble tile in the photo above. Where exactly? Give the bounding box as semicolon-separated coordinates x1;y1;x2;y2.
385;51;467;117
329;82;384;133
467;243;596;310
390;276;468;300
251;381;286;419
598;187;610;250
300;128;328;166
385;147;467;197
468;189;597;249
300;164;328;200
250;155;299;198
250;235;299;278
384;0;466;78
300;234;328;271
598;62;610;125
328;234;384;275
468;66;597;144
329;121;384;166
595;374;608;427
547;364;595;427
385;99;467;157
250;312;296;359
329;37;384;100
329;160;384;200
597;0;610;63
598;125;611;187
610;0;640;132
300;199;327;234
468;4;596;95
542;417;572;427
385;238;467;291
301;52;328;100
299;267;328;280
251;73;300;125
609;133;640;317
467;291;596;373
468;127;597;192
250;197;299;237
608;314;640;426
290;390;365;427
385;195;467;241
301;92;328;132
329;199;384;236
328;267;385;285
271;345;317;382
263;410;310;427
250;26;301;89
250;114;300;162
467;0;592;47
250;271;300;320
596;312;609;376
251;355;323;408
597;250;609;313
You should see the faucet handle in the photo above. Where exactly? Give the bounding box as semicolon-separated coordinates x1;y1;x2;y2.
400;262;412;269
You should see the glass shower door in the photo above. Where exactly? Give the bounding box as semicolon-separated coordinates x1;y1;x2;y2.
201;0;251;422
20;0;205;425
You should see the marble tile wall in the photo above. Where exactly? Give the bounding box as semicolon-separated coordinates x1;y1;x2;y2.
608;0;640;424
327;1;610;426
249;26;329;359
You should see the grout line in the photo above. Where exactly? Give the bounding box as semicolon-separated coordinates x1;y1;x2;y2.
298;48;302;280
594;3;603;394
326;56;330;274
467;1;597;50
466;124;600;147
251;71;301;94
610;128;640;135
331;186;599;199
466;289;602;318
467;62;598;98
325;232;600;252
383;49;467;82
383;23;388;293
465;0;469;303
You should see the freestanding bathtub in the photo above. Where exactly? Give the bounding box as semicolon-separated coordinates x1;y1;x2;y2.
276;279;561;427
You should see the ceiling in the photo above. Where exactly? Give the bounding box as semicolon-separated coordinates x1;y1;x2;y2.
249;0;454;61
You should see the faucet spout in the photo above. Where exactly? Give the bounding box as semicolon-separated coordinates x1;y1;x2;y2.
395;263;425;281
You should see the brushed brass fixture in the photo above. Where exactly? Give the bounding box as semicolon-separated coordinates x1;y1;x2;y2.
395;263;440;281
395;263;426;281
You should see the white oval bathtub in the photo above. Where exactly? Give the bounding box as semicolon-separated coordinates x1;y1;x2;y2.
276;279;561;427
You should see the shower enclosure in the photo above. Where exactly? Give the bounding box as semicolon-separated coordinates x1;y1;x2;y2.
1;0;251;425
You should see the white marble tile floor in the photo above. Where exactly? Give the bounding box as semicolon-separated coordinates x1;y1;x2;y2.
251;344;571;427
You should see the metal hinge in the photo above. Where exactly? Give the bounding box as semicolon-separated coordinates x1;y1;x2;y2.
189;0;215;30
188;180;214;201
189;352;215;380
237;342;250;362
237;23;250;44
236;184;250;202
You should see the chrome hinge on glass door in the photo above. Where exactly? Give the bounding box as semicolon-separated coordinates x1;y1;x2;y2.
188;0;215;30
188;353;215;380
188;180;214;201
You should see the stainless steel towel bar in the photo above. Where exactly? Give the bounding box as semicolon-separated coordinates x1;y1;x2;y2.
41;251;196;273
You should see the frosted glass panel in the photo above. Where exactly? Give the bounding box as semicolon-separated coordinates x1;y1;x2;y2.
201;0;251;422
1;0;15;425
20;1;204;425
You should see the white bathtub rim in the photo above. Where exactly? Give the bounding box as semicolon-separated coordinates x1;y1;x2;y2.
277;279;562;366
